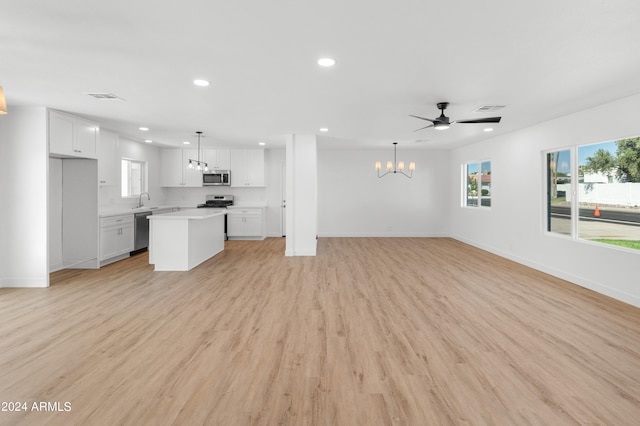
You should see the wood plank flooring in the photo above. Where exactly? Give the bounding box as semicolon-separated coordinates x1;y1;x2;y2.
1;237;639;425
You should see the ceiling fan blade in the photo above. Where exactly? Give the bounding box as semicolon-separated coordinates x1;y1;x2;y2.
409;114;435;123
454;116;502;124
413;124;434;132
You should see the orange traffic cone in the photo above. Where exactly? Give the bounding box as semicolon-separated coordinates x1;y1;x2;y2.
594;205;600;217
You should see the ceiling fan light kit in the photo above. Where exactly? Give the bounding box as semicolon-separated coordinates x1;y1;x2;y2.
410;102;502;132
376;142;415;178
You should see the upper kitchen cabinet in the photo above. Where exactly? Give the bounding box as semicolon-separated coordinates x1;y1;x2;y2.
49;109;99;159
231;149;265;187
97;129;119;187
203;148;231;170
161;148;203;187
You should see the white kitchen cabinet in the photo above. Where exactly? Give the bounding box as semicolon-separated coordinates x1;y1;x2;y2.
227;208;264;239
203;148;231;170
161;148;203;187
97;129;119;186
49;110;99;159
161;149;184;187
230;149;265;187
183;149;204;186
100;214;134;263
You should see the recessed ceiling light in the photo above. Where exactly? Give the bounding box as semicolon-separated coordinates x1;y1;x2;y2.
258;141;266;146
139;127;149;131
183;141;190;145
484;127;494;132
144;139;153;143
317;58;336;67
319;127;329;132
193;79;210;87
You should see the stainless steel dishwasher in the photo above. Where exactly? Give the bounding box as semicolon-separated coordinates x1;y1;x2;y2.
132;211;152;253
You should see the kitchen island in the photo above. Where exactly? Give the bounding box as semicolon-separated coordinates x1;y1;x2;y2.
148;209;225;271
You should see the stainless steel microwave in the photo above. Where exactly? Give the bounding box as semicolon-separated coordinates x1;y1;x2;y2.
203;170;231;186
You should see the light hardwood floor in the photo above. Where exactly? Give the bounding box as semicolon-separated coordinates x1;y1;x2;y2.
1;237;639;425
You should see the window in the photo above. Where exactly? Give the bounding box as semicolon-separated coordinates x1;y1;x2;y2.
464;160;491;208
546;137;640;252
546;149;572;235
121;158;147;198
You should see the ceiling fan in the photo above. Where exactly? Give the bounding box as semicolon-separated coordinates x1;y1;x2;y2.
410;102;502;131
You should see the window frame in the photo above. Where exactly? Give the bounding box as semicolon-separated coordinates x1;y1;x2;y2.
121;157;148;198
544;139;640;254
462;159;492;209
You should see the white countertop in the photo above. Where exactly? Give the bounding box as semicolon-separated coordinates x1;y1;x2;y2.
99;205;183;218
226;203;267;209
147;208;226;220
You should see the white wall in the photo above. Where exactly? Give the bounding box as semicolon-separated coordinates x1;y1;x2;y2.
286;135;318;256
317;147;450;237
49;158;63;271
99;136;166;209
264;148;286;237
0;107;49;287
448;92;640;308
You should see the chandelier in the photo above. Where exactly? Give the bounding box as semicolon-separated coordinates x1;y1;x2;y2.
187;131;208;172
375;142;415;178
0;86;7;114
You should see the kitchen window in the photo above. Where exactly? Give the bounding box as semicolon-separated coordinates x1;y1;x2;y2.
463;160;491;208
121;158;147;198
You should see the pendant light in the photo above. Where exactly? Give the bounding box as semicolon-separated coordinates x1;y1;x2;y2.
0;86;7;114
187;131;208;172
375;142;415;178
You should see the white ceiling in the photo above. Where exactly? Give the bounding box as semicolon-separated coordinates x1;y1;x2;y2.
2;0;640;150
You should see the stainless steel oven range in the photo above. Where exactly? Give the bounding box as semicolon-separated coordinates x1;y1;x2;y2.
197;195;233;240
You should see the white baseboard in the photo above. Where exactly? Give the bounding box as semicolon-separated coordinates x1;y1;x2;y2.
0;277;49;288
452;235;640;309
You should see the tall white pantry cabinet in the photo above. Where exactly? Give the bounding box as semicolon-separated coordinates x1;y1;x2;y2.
48;109;100;272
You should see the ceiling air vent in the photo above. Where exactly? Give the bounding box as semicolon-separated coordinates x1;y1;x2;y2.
472;105;506;113
85;93;125;101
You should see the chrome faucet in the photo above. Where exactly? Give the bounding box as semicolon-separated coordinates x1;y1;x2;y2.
137;192;150;208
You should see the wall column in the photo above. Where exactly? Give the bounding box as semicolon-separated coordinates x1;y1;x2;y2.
0;107;49;287
285;134;317;256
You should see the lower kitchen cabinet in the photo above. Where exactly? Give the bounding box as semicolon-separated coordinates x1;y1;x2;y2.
226;208;264;239
100;214;134;264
